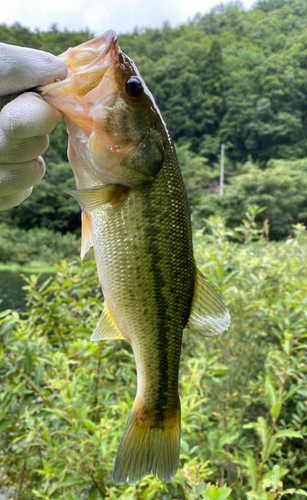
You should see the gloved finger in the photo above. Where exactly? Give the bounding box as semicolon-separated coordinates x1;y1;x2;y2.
0;94;18;113
0;157;46;196
0;43;68;96
0;92;62;139
0;130;49;163
0;187;32;212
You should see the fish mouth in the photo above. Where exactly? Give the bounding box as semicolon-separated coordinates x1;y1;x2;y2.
37;30;119;98
61;30;118;77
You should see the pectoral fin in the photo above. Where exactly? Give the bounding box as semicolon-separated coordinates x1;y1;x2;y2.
186;268;231;337
66;184;127;212
80;209;94;259
91;304;127;342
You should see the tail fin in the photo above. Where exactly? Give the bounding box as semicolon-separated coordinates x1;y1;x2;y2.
113;400;181;485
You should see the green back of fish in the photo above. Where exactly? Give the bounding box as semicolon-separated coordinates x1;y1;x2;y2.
90;144;194;409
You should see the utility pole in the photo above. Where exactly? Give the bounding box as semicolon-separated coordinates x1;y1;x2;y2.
220;143;225;196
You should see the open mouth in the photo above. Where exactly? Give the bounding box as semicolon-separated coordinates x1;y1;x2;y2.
37;30;119;98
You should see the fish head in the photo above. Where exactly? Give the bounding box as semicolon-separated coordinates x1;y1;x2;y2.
39;31;168;187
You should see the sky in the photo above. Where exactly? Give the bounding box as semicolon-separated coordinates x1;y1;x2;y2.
1;0;255;36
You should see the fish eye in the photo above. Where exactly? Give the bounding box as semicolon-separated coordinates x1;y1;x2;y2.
125;77;143;98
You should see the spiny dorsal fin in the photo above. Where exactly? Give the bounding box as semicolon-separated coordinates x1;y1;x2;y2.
91;304;127;342
186;268;231;337
80;209;93;260
66;184;121;212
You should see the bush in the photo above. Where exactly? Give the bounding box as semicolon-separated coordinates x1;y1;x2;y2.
0;223;80;265
0;161;81;234
0;215;306;498
195;161;307;239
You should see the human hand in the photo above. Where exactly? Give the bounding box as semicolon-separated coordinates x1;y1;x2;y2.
0;43;67;211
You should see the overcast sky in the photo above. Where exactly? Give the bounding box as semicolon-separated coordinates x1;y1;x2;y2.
2;0;255;36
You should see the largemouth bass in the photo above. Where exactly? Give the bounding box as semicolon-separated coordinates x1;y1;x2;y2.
39;31;230;485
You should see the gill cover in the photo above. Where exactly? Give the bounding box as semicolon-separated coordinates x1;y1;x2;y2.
39;31;167;187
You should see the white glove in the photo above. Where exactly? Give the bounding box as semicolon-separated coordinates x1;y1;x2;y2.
0;43;68;211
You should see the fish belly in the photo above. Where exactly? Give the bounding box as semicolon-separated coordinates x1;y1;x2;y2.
88;154;195;483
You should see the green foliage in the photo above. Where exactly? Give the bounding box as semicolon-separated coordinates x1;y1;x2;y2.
0;162;81;234
118;0;307;163
0;223;80;265
0;22;93;54
0;214;306;498
43;120;68;165
176;143;215;192
192;161;307;239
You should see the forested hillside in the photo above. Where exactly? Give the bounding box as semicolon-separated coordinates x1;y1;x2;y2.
1;0;307;263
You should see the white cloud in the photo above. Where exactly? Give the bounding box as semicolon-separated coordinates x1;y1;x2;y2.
85;6;110;28
1;0;255;36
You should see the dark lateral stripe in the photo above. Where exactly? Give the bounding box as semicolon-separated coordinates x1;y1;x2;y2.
142;189;171;418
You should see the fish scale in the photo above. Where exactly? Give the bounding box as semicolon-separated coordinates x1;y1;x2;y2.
38;30;231;485
89;147;195;417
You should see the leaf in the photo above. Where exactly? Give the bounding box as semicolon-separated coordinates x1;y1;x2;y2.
32;491;46;499
203;487;219;500
280;490;307;497
256;416;268;448
194;482;206;495
218;432;240;448
263;465;289;489
202;492;211;500
0;419;10;431
209;485;219;499
265;375;277;407
216;487;233;500
181;439;190;453
217;266;224;278
35;361;44;386
210;363;229;376
274;429;303;439
266;437;281;458
245;454;257;490
270;401;281;419
38;277;53;293
190;445;199;454
280;489;296;495
89;487;100;500
83;420;98;433
282;338;291;355
23;348;33;374
0;309;12;319
283;385;303;401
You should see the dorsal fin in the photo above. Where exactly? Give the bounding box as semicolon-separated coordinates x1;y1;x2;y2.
186;268;231;337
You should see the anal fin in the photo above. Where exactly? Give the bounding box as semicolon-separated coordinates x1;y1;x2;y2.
91;304;127;342
81;209;93;259
186;268;231;337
